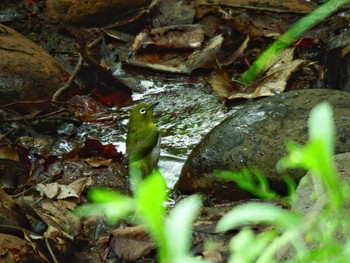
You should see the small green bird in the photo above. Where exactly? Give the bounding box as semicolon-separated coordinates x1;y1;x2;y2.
126;103;161;182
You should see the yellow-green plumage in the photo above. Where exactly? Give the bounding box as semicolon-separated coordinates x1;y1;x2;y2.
126;103;160;179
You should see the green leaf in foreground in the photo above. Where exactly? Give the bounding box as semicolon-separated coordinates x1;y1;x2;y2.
308;101;334;156
216;202;301;233
74;188;134;223
215;168;277;199
135;170;169;262
277;102;344;209
165;195;211;263
87;188;128;203
229;228;276;263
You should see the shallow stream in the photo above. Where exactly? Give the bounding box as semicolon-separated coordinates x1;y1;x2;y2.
73;73;231;187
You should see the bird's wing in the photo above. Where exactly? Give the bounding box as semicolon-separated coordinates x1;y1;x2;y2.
129;129;160;162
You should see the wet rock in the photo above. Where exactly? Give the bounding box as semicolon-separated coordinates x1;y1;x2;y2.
175;89;350;202
0;24;68;112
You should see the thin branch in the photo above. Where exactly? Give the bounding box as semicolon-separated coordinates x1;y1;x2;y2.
52;54;84;102
0;109;66;122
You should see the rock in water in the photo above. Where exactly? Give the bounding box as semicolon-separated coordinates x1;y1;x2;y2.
175;89;350;202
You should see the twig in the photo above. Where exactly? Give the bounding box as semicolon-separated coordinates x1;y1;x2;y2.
195;2;310;14
11;172;62;198
0;108;66;122
0;100;49;109
87;35;103;49
52;54;84;102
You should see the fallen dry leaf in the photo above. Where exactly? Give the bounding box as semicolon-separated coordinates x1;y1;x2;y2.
186;34;224;71
205;65;234;103
47;0;154;25
203;250;224;263
36;199;80;237
207;48;306;101
132;24;204;51
0;143;19;161
36;183;63;199
218;8;292;39
0;233;48;262
0;188;29;227
126;34;223;73
68;177;93;198
0;158;28;189
220;35;250;66
110;225;156;261
35;177;92;201
152;0;195;27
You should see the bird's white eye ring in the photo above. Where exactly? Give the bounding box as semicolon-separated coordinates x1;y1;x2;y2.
140;108;147;114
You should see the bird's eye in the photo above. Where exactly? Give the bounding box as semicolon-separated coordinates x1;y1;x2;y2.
139;108;147;114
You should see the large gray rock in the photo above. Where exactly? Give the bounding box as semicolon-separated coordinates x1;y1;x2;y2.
175;89;350;202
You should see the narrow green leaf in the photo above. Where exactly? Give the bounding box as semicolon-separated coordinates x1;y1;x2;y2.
229;228;276;263
239;0;349;84
165;195;202;259
278;103;344;208
308;102;334;157
88;188;128;203
74;198;134;223
215;169;278;199
135;170;169;262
